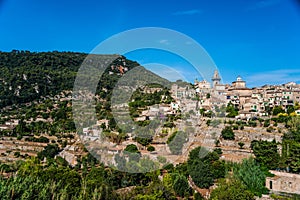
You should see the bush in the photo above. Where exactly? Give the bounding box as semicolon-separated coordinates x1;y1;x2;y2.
0;163;12;173
221;126;235;140
248;120;257;127
147;146;155;152
210;178;255;200
194;192;204;200
215;139;220;147
238;142;245;149
37;144;60;160
124;144;139;153
263;119;270;127
173;174;191;197
188;161;214;188
266;127;274;132
273;106;285;116
206;119;211;126
232;125;239;130
14;151;21;158
135;136;152;146
25;136;49;143
157;156;167;163
163;122;175;128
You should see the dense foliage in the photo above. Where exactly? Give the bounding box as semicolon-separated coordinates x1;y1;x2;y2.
281;116;300;173
249;116;300;173
233;158;268;197
210;177;255;200
0;51;86;107
221;126;235;140
250;139;280;169
187;147;226;189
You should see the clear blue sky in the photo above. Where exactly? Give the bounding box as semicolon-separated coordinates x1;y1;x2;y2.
0;0;300;87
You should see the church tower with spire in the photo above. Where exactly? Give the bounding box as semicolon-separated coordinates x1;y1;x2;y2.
212;70;221;88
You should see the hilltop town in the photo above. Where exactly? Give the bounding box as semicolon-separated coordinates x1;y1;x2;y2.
172;70;300;119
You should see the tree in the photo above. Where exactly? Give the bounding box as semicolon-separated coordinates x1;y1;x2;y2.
210;177;255;200
187;147;225;188
286;116;300;133
162;173;173;190
210;119;221;128
200;108;206;117
226;103;238;118
37;144;60;160
124;144;139;153
211;160;226;179
188;161;214;188
194;192;204;200
263;119;270;127
250;140;280;169
233;157;268;197
133;182;176;200
287;105;295;115
221;126;235;140
173;174;191;197
147;146;155;152
135;136;153;146
238;142;245;149
272;106;285;116
14;151;21;158
282;139;300;173
215;139;220;147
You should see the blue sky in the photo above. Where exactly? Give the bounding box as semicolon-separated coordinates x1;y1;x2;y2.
0;0;300;87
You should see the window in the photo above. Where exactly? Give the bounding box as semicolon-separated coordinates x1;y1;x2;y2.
269;181;273;189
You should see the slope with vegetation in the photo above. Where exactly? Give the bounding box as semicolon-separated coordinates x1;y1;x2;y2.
1;51;300;199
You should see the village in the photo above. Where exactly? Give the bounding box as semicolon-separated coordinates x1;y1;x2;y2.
79;70;300;197
1;69;300;198
182;70;300;119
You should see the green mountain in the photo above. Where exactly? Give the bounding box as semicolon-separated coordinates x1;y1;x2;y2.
0;50;170;108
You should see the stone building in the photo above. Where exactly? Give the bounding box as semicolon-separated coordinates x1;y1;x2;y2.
232;75;246;88
171;84;195;100
227;76;252;110
195;79;211;90
212;70;221;88
266;170;300;195
185;69;300;118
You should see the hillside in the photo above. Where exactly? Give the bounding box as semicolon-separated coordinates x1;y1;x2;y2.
1;51;300;199
0;50;172;165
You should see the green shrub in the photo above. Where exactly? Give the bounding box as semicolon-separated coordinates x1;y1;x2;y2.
221;126;235;140
147;146;155;152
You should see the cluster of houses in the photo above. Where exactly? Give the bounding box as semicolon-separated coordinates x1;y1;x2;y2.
171;70;300;119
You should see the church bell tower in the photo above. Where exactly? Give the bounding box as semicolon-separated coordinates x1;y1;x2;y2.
212;70;221;88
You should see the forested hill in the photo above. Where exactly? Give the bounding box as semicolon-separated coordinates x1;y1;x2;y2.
0;50;154;108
